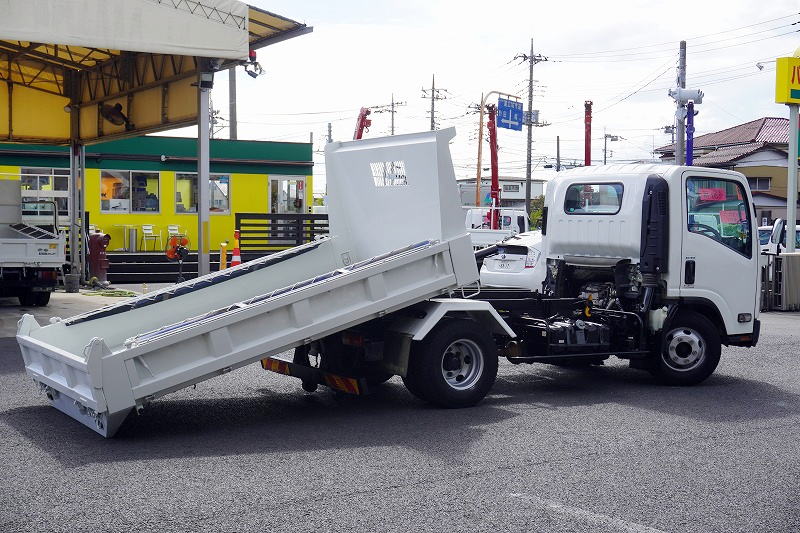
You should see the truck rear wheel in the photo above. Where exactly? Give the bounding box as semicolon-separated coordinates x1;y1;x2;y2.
653;311;721;386
19;291;51;307
403;320;498;408
18;291;34;307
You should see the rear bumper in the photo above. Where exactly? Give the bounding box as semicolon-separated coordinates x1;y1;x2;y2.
480;268;540;291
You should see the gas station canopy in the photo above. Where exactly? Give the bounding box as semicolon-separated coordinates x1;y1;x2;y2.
0;0;311;144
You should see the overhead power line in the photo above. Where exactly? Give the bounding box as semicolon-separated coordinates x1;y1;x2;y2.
549;12;798;57
552;27;799;63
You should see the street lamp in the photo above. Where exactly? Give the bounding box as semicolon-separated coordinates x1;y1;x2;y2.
474;90;521;207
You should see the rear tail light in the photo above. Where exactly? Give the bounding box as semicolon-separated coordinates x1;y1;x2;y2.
37;270;57;281
525;248;540;269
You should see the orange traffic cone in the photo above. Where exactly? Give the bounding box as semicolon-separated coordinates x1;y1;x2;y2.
230;230;242;267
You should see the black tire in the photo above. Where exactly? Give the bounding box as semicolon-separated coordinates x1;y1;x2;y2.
18;291;35;307
402;319;498;408
33;292;51;306
652;311;721;386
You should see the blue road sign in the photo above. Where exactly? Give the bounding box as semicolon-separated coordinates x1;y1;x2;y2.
497;98;523;131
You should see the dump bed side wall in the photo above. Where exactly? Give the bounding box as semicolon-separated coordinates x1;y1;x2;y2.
29;241;340;354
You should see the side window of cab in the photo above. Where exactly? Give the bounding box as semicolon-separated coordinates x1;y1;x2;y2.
686;177;751;258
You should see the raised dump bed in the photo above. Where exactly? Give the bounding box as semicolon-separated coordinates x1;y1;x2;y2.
16;129;479;436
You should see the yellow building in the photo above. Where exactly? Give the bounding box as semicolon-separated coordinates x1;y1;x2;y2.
0;135;313;252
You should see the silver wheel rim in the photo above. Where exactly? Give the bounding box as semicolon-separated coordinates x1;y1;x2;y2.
440;338;484;390
663;327;706;372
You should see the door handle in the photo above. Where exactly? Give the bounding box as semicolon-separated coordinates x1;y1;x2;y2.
684;260;695;284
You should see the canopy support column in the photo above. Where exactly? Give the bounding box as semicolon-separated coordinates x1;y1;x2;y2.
79;144;87;282
197;74;212;277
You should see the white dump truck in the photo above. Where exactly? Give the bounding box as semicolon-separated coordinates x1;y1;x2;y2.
0;180;65;306
16;131;761;438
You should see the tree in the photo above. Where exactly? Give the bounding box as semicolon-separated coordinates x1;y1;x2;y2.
529;195;545;229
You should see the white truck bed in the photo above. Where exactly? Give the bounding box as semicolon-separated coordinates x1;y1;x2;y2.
16;128;479;437
0;223;65;268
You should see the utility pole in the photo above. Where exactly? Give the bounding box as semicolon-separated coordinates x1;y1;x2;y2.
228;69;237;140
663;125;675;145
475;92;485;206
556;135;561;171
670;40;703;166
370;97;406;135
209;98;225;139
327;122;332;144
676;40;687;165
487;104;500;230
603;130;620;165
429;76;435;131
584;101;593;166
515;38;548;213
474;90;521;206
391;93;396;135
421;75;448;130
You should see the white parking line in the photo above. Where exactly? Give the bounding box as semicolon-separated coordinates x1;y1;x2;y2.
508;493;668;533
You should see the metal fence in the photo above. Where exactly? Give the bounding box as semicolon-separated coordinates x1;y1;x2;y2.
235;213;329;252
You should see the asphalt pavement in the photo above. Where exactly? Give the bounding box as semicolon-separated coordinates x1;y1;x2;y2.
1;293;798;532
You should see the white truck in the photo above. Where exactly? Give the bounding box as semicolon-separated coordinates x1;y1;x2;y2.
464;206;530;249
16;133;761;438
0;180;65;306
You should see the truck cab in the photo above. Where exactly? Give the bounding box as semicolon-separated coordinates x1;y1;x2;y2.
537;164;760;383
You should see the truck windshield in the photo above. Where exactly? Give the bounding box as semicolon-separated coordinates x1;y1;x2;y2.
686;177;751;258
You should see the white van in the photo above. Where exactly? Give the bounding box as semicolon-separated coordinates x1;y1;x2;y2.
464;207;530;248
761;219;800;255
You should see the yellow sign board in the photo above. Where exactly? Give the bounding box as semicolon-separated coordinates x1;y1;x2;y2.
775;56;800;105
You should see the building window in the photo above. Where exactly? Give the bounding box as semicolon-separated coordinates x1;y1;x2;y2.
175;173;230;214
20;167;70;217
101;170;159;213
747;177;770;191
502;184;520;193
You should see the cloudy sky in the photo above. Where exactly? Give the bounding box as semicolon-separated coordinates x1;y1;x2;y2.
201;0;799;194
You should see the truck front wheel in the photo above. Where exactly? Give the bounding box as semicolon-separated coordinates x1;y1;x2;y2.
403;320;498;408
653;311;721;386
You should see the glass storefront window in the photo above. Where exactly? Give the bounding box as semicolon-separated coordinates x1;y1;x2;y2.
132;172;160;212
20;167;69;218
175;173;230;214
101;170;159;213
101;170;131;212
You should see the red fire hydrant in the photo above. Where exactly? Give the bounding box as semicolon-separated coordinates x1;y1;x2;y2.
88;233;111;284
